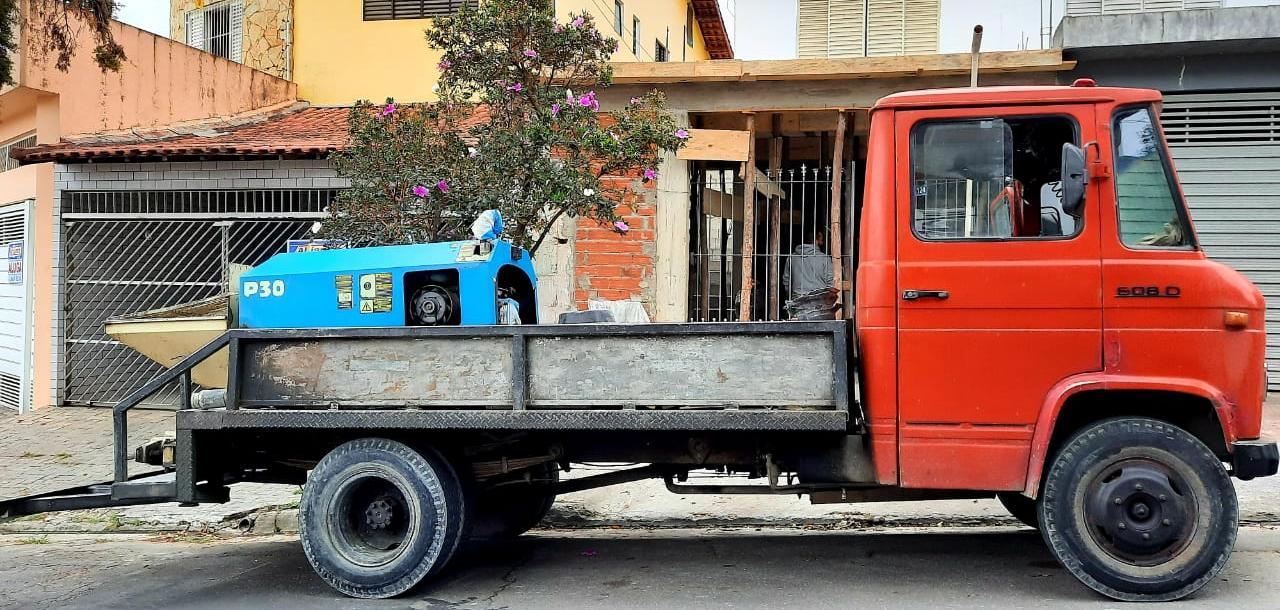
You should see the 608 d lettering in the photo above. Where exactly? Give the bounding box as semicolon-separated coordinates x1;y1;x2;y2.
1116;285;1181;298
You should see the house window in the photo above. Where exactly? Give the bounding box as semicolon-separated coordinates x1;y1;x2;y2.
686;4;695;46
0;133;36;173
184;1;244;62
363;0;471;21
614;1;624;34
655;39;669;62
632;17;640;56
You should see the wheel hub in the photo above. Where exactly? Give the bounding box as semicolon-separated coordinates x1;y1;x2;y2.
365;497;395;530
1086;461;1194;565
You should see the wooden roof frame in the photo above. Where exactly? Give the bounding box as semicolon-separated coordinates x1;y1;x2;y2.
611;50;1074;84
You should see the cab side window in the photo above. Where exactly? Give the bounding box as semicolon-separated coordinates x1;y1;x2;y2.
911;116;1079;240
1112;106;1192;248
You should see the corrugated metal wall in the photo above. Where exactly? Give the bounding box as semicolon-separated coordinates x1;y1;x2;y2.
1162;91;1280;388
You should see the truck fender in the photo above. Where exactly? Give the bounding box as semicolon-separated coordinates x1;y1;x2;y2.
1022;373;1237;498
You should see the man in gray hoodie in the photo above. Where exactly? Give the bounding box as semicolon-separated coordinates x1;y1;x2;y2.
782;230;834;298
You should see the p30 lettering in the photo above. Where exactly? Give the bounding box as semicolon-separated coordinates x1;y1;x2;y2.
243;279;286;298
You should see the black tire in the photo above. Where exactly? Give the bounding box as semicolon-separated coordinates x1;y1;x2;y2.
1039;417;1237;602
299;438;470;599
471;463;558;541
997;492;1040;529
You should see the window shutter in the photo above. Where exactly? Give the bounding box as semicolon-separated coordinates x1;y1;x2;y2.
826;0;865;58
866;0;906;57
185;10;205;50
796;0;829;58
903;0;939;54
230;1;245;63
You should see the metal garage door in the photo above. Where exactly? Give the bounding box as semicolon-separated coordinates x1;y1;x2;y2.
0;202;31;412
1162;91;1280;389
62;189;334;407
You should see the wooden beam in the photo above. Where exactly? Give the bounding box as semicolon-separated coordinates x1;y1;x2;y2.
676;129;752;162
829;112;848;316
610;50;1074;84
767;114;782;321
602;71;1055;114
737;113;756;322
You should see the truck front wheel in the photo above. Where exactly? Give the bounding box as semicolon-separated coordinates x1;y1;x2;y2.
996;492;1039;529
1040;417;1236;601
300;438;470;599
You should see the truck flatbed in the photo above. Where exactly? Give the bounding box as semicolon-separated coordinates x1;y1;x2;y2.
188;321;853;433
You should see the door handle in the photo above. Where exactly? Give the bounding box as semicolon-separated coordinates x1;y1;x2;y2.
902;289;949;301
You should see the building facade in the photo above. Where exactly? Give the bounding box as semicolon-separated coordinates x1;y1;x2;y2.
0;5;297;412
1058;4;1280;387
170;0;735;105
797;0;939;58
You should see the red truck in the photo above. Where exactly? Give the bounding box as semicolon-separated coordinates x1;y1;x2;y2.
2;82;1275;602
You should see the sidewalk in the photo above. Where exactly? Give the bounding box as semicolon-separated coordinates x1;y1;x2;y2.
2;398;1279;534
0;407;171;499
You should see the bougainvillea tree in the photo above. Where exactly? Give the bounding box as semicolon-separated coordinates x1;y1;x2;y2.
324;0;689;254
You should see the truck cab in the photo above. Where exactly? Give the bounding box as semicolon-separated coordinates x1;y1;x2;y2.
857;82;1276;599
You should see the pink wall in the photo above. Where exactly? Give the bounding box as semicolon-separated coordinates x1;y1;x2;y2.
20;17;298;137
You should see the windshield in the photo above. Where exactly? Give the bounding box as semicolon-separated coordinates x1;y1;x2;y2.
1112;105;1193;248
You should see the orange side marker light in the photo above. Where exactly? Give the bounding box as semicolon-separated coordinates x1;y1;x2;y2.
1224;311;1250;330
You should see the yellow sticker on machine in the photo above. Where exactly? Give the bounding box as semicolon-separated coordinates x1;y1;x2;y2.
358;272;393;314
335;274;353;309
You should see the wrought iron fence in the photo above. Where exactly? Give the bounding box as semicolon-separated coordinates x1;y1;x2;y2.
61;189;334;407
689;165;856;322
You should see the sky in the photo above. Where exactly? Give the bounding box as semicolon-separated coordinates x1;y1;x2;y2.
118;0;1280;59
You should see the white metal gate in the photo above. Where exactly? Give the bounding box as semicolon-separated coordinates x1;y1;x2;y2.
61;189;334;407
0;202;32;412
1162;91;1280;389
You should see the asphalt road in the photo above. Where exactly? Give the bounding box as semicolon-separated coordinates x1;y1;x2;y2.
3;526;1280;609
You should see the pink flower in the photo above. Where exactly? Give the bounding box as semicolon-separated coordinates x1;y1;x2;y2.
613;221;630;234
436;179;449;193
523;49;538;58
675;128;690;140
643;168;658;181
571;16;585;28
554;24;565;33
438;58;452;70
507;82;523;93
577;91;599;111
551;102;561;117
381;103;396;117
630;97;641;105
411;185;428;198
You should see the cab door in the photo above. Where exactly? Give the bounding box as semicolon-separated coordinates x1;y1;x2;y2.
894;105;1104;491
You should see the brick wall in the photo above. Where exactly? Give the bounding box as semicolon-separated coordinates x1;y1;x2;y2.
573;175;659;312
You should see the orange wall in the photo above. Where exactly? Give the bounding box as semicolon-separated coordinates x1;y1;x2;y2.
19;17;297;137
3;13;300;408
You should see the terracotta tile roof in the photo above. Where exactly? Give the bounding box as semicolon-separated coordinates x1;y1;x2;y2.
14;103;501;164
691;0;734;60
15;105;351;164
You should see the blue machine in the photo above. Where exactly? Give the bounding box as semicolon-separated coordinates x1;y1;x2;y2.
239;240;538;328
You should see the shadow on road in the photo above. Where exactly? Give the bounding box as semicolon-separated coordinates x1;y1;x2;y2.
49;527;1140;609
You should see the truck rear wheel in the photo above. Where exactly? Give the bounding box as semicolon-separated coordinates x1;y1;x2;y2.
471;463;558;541
300;438;470;599
1039;417;1236;601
